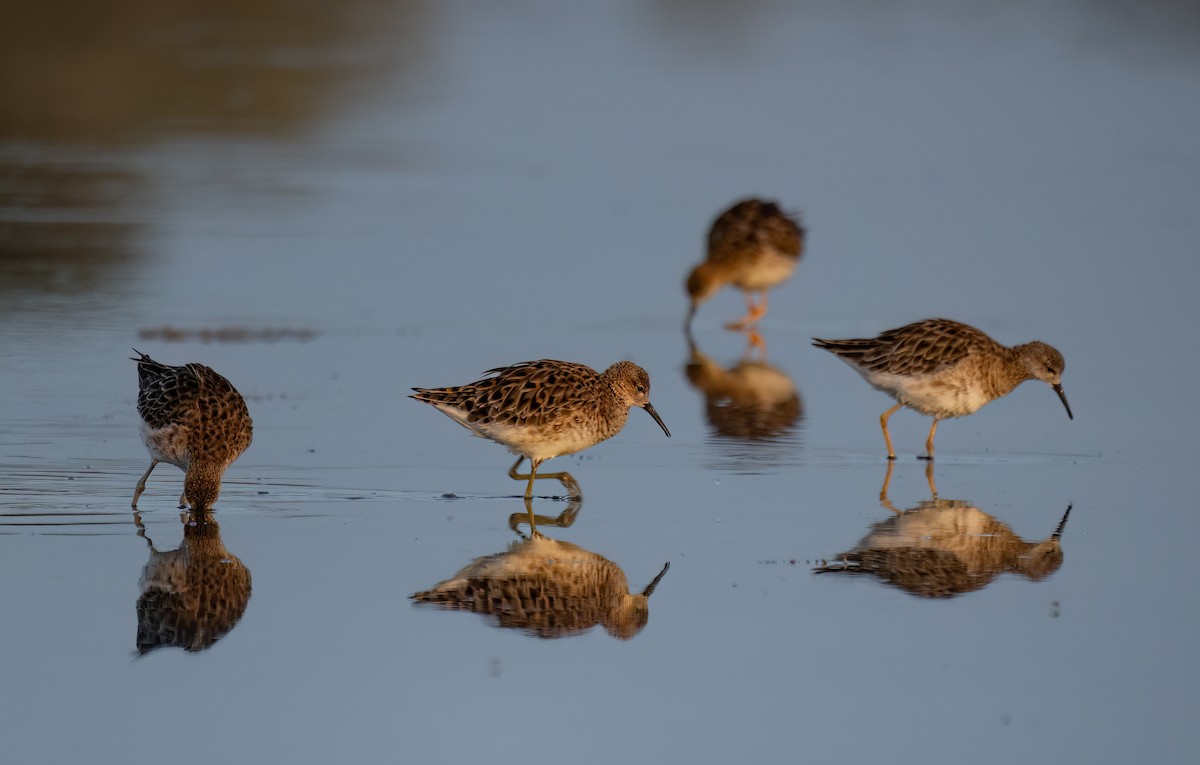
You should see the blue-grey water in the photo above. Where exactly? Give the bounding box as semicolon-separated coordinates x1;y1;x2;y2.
2;2;1199;763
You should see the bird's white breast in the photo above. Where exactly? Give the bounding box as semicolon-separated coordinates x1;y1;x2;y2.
862;370;991;418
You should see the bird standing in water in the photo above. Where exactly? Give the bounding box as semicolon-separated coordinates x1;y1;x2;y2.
411;359;670;499
685;198;805;331
813;318;1071;459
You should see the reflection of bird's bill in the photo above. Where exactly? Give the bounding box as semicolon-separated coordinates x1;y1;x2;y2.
1052;503;1073;540
643;402;671;437
642;561;671;597
1053;383;1073;420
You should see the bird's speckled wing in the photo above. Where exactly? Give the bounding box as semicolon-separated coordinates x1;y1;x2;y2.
411;359;600;428
136;357;206;429
135;354;252;447
814;319;999;377
706;199;804;266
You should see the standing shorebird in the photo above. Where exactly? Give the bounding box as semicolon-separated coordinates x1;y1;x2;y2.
131;350;253;509
813;318;1072;460
411;359;671;499
685;198;805;330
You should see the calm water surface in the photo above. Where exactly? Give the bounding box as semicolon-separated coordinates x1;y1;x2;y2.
2;2;1199;763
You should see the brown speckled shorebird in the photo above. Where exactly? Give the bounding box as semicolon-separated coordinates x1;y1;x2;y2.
685;198;805;331
411;360;670;499
411;536;670;639
131;350;253;509
814;499;1071;599
813;318;1072;460
133;509;252;653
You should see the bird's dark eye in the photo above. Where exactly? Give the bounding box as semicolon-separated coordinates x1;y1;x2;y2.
1046;366;1055;374
636;384;646;393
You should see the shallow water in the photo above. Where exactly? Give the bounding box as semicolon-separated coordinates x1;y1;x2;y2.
3;1;1200;763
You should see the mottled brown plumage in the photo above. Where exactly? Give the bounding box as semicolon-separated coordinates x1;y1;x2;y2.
813;318;1071;459
814;500;1070;598
135;510;252;654
686;198;805;328
411;359;670;499
132;350;253;509
411;536;669;639
685;341;802;441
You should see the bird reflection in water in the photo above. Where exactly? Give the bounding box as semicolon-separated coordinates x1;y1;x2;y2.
685;329;802;449
132;509;251;654
412;498;670;640
508;494;582;538
814;463;1070;598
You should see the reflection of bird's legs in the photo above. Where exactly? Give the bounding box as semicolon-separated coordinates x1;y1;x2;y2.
918;419;939;461
519;497;541;538
879;461;900;513
507;456;581;500
509;495;583;538
725;291;768;330
131;509;157;550
924;460;938;499
742;329;767;359
880;403;903;460
179;490;188;509
132;460;159;508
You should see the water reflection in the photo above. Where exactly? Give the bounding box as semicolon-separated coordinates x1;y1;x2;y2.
1;0;423;144
642;0;1200;70
0;159;146;325
815;465;1070;598
0;0;426;318
685;330;803;471
507;495;582;538
412;499;670;640
132;509;251;654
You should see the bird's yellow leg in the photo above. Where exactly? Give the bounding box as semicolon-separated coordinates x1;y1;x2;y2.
725;292;768;330
507;457;580;499
918;419;939;461
507;457;527;481
132;460;159;508
880;403;903;460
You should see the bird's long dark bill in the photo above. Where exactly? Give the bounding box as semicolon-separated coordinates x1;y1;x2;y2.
642;561;671;597
1053;384;1073;420
643;402;671;437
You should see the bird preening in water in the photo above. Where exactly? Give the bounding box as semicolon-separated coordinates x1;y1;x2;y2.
131;350;253;509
